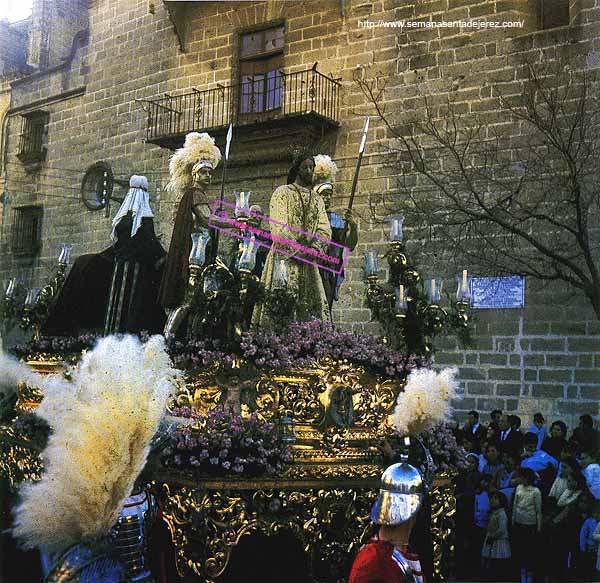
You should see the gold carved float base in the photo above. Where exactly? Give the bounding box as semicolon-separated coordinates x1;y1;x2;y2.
0;356;457;581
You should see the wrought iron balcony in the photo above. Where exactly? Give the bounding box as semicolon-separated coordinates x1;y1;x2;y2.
144;68;341;149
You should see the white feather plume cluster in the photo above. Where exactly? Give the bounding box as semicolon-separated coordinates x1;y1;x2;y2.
12;335;177;554
313;154;337;185
166;131;222;193
391;367;460;437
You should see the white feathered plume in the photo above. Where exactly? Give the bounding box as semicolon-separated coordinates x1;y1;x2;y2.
391;367;460;436
12;335;178;554
313;154;337;185
166;131;222;193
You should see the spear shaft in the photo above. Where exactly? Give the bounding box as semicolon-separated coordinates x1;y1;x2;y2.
210;124;233;262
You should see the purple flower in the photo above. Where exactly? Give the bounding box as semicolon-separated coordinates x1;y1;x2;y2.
222;461;231;470
209;457;219;465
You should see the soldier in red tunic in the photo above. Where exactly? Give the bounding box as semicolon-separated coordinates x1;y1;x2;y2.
349;462;426;583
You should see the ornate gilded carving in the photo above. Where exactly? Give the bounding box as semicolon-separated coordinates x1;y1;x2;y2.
2;355;459;582
15;382;44;415
430;473;456;581
160;481;377;583
171;357;403;468
0;425;43;491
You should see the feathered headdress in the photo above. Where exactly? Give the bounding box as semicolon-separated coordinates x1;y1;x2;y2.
313;154;337;184
391;367;460;436
166;132;222;193
12;335;178;554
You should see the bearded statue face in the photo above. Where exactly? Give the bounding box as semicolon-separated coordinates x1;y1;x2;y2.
296;158;314;187
192;162;213;188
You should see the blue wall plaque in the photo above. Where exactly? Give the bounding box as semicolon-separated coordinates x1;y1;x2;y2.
470;276;525;309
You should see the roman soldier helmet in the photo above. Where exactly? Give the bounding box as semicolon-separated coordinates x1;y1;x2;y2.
166;132;222;193
370;461;425;525
313;154;337;195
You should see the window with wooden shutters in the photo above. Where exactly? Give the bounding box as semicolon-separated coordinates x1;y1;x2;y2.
17;111;49;164
239;25;285;116
12;206;43;256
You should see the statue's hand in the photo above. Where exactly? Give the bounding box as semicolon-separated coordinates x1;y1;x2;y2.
344;209;357;229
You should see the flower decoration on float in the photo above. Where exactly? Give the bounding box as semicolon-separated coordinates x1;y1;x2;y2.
163;405;293;477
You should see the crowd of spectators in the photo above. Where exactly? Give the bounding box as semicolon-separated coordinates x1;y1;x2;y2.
454;411;600;583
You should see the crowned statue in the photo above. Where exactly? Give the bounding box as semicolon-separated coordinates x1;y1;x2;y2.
157;132;222;310
313;154;359;315
252;154;332;327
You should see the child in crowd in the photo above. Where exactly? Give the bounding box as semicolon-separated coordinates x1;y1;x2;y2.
481;490;511;581
592;514;600;577
527;412;547;450
471;476;492;578
580;449;600;500
521;432;559;496
512;467;542;583
459;453;483;496
575;495;598;582
493;451;519;506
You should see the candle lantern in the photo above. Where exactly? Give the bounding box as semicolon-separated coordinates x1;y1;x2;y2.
364;250;379;277
426;278;443;304
189;229;211;266
235;191;251;218
456;270;471;302
272;259;288;289
238;236;258;272
58;244;72;265
5;277;17;299
389;215;405;242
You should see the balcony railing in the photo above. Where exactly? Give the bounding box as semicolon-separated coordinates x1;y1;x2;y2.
145;68;341;144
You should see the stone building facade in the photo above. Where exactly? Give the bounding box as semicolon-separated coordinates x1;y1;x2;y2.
0;0;599;429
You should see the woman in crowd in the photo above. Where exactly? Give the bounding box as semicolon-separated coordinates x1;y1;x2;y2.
542;421;569;462
544;471;587;582
512;467;542;583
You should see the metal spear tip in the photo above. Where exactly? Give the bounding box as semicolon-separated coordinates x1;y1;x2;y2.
225;123;233;160
359;116;370;153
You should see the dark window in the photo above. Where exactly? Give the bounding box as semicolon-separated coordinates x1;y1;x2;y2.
239;25;284;116
17;110;49;164
539;0;569;29
12;206;43;256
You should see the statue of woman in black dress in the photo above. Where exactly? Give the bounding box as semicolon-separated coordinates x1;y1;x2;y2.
104;174;166;335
